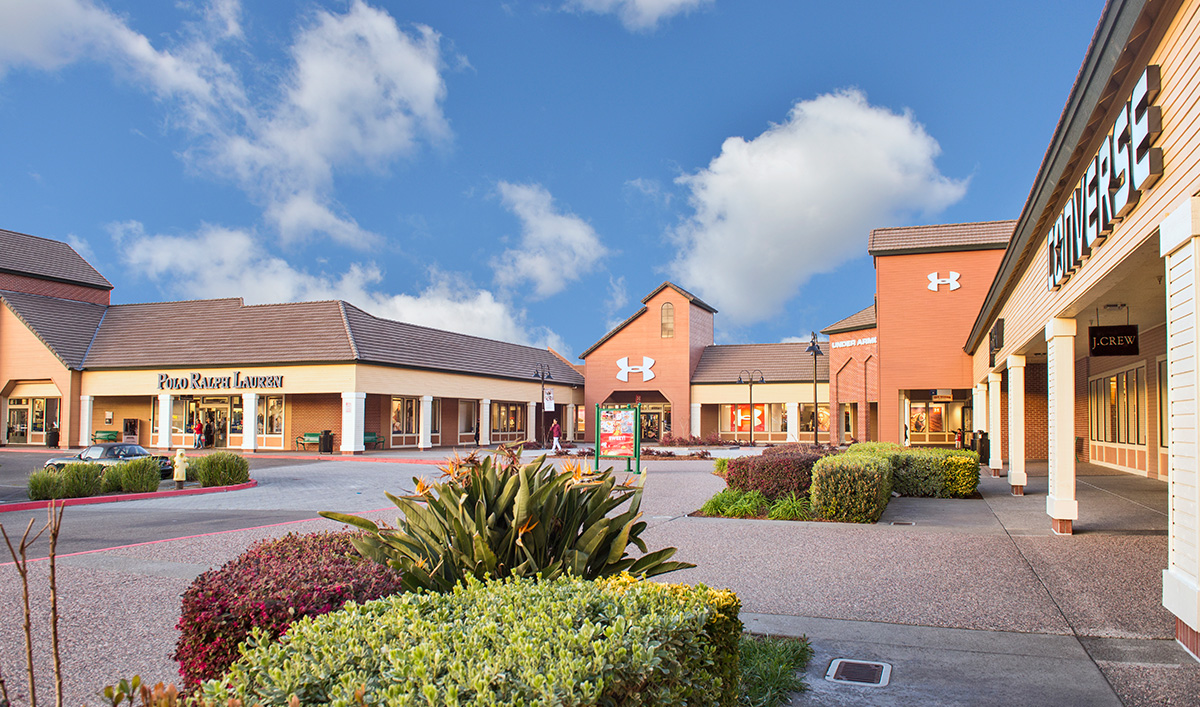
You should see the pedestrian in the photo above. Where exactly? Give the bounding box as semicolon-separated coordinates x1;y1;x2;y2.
550;419;563;453
193;418;203;449
204;417;214;448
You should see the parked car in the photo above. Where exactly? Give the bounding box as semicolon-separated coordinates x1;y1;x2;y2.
44;443;173;479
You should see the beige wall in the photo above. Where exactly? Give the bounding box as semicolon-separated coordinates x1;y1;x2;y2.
690;382;828;404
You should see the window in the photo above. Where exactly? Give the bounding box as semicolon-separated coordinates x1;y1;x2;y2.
459;400;477;434
430;399;441;434
231;397;243;435
392;398;418;435
1159;359;1169;448
577;405;587;434
258;396;284;435
800;404;830;432
490;402;525;433
1089;366;1145;445
719;404;786;433
661;302;674;338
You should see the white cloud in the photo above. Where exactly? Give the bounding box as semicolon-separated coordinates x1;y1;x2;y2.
114;221;563;349
492;182;608;299
669;89;967;326
604;275;629;329
565;0;711;31
625;177;672;207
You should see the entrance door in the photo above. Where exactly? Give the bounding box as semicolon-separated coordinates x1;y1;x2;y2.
640;412;661;443
7;408;27;444
200;405;230;448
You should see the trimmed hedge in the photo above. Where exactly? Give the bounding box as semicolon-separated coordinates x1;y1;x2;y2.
845;443;980;498
27;463;104;500
810;454;892;523
201;574;743;707
942;455;981;498
192;451;250;487
105;458;162;494
173;531;406;689
724;447;830;500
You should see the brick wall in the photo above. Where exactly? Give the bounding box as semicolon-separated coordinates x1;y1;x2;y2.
1026;363;1048;459
827;327;878;444
286;393;342;449
0;272;110;304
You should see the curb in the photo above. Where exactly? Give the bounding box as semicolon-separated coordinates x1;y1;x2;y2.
0;479;259;514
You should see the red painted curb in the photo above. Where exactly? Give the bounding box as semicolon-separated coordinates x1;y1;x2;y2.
0;480;258;514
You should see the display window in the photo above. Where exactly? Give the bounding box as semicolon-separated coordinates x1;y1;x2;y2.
909;404;944;433
491;402;525;433
800;404;830;432
1089;366;1146;446
258;396;284;435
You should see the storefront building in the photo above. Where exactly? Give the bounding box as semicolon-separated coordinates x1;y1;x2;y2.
822;304;878;445
963;0;1200;655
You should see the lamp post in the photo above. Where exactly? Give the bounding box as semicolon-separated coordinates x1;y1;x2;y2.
737;369;764;446
533;363;553;449
805;332;823;445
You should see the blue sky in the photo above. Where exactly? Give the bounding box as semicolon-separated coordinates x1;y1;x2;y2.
0;0;1102;359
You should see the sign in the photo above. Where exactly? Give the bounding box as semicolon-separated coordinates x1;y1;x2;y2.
616;356;655;382
989;318;1004;367
927;272;960;292
158;372;284;391
729;404;765;433
543;387;555;412
831;336;877;349
598;407;637;458
932;389;953;402
1048;66;1162;291
1089;325;1139;356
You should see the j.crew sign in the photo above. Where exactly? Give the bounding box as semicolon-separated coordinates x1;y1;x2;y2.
1048;65;1162;291
1089;325;1139;357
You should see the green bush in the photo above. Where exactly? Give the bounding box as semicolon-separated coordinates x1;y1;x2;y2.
942;455;980;498
714;457;728;476
766;492;812;521
725;447;830;500
201;574;743;707
27;469;61;500
700;488;768;518
322;452;692;593
100;464;125;493
57;463;103;499
810;454;892;523
116;457;162;493
192;451;249;487
845;444;980;498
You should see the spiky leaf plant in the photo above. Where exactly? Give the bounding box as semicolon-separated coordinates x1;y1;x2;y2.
321;450;694;592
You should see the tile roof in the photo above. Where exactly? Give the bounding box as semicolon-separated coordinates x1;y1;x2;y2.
867;220;1016;256
0;291;107;369
690;343;829;384
0;229;112;290
822;303;876;335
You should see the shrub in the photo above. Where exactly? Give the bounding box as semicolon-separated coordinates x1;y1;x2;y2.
321;451;693;593
714;457;728;476
173;531;406;690
26;469;61;500
57;463;103;499
760;443;838;458
810;454;892;523
201;574;742;707
192;451;249;487
700;488;768;518
766;492;812;521
100;464;125;493
113;457;161;493
660;432;731;447
845;444;980;498
941;455;980;498
724;447;831;501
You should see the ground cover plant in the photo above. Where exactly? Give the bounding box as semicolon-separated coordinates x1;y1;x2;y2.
698;488;813;521
173;531;406;689
201;574;742;707
322;450;692;592
738;634;814;706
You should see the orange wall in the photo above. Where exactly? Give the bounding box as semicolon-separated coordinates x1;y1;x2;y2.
828;326;878;444
877;249;1005;443
0;305;80;447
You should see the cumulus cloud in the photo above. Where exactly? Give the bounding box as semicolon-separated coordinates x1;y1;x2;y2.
669;89;967;325
114;221;564;349
0;0;449;248
565;0;711;31
491;182;608;299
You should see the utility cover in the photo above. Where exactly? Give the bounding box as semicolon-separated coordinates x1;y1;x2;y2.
825;659;892;687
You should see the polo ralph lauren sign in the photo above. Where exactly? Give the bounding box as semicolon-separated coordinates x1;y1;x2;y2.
1089;325;1139;356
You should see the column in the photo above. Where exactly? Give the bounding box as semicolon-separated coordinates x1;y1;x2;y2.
340;392;366;454
1160;196;1200;640
78;395;94;446
972;383;987;436
0;397;7;444
565;404;576;441
527;401;538;445
419;395;433;450
987;372;1003;476
1007;355;1026;495
479;399;491;446
1046;317;1077;534
242;392;258;453
785;402;799;443
157;393;172;450
690;403;702;438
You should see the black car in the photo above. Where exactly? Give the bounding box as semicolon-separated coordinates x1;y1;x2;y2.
44;443;174;479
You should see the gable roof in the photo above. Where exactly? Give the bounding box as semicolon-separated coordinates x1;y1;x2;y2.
868;220;1015;256
822;303;876;335
580;281;717;359
690;343;829;384
0;290;108;369
0;229;112;290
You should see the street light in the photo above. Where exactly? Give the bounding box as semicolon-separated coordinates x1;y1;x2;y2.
805;332;823;445
533;363;553;449
737;369;764;446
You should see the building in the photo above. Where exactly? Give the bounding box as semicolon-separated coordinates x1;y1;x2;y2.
821;303;878;445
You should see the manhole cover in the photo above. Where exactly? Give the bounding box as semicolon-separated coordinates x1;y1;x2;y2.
825;658;892;687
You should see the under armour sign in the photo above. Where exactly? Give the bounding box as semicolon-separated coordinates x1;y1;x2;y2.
927;272;960;292
616;356;655;382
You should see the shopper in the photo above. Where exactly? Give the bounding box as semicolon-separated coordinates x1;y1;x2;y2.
550;419;563;453
193;418;203;449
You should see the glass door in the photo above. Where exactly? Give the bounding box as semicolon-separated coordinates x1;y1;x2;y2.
8;408;28;444
640;412;661;443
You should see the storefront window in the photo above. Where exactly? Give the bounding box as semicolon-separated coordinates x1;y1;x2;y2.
231;397;243;435
719;404;786;433
800;404;830;432
431;399;441;434
576;405;587;434
459;400;477;434
1159;359;1169;448
258;396;284;435
1089;366;1146;445
391;398;418;435
490;402;525;433
31;399;44;433
908;404;944;433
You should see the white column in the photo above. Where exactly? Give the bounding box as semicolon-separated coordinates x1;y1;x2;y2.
527;401;538;445
78;395;94;447
156;393;172;450
785;402;799;443
565;404;576;441
1160;196;1200;635
690;403;702;438
340;392;366;454
972;383;987;435
1046;317;1078;534
0;397;7;444
988;372;1003;475
419;395;433;450
1007;356;1026;494
241;392;258;452
479;399;491;446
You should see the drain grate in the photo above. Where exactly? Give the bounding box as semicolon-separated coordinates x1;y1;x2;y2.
890;521;914;526
825;659;892;687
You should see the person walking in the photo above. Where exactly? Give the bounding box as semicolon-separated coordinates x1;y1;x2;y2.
193;418;204;449
550;419;563;453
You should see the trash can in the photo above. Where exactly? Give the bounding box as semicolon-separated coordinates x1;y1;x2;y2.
45;427;60;448
319;430;334;454
977;432;989;464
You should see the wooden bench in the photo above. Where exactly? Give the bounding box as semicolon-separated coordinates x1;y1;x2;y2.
92;430;119;444
364;432;383;449
295;432;323;451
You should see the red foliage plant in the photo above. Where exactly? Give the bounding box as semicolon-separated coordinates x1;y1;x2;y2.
724;447;834;500
173;531;405;689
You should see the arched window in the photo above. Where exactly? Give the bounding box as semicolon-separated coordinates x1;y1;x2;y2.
661;302;675;338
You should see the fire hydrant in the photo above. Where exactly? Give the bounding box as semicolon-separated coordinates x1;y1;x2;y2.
173;449;189;490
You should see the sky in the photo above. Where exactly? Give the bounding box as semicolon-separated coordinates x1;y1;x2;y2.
0;0;1105;360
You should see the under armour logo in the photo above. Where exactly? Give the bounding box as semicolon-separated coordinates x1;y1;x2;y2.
927;272;961;292
616;356;656;382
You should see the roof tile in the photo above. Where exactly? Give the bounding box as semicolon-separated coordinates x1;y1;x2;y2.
0;229;112;290
868;220;1015;256
690;343;829;384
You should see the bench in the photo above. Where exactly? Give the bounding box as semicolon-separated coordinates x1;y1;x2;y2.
92;430;119;444
295;432;323;451
364;432;383;449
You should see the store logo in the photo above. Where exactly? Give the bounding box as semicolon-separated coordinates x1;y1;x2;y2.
616;356;655;382
927;272;960;292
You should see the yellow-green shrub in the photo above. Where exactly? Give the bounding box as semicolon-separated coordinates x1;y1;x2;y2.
810;454;892;523
941;455;980;498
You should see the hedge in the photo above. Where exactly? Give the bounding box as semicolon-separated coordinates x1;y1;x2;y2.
27;463;105;500
845;443;980;498
724;446;831;500
192;451;250;487
201;574;743;707
810;454;892;523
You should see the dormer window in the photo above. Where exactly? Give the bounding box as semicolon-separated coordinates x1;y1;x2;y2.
661;302;675;338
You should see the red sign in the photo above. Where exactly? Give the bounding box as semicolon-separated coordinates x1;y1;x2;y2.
599;409;636;457
728;404;765;433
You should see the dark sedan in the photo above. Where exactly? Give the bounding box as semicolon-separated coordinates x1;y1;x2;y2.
44;443;173;478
